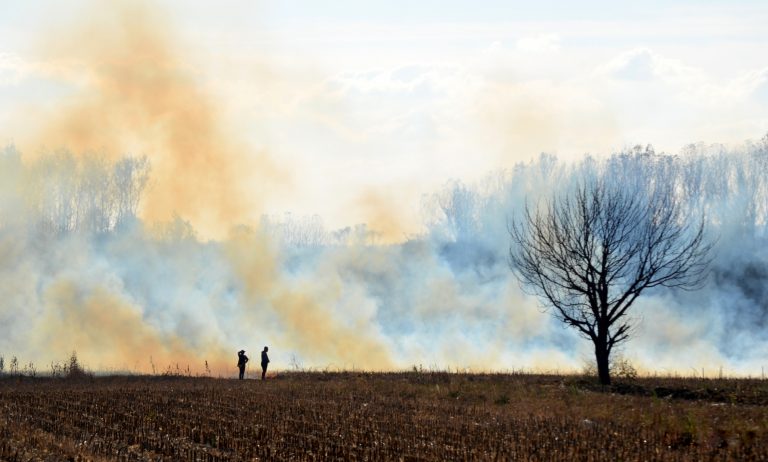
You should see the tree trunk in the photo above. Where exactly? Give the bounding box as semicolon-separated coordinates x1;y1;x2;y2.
594;340;611;385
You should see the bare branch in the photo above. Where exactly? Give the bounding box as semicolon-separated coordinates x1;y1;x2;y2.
509;170;713;385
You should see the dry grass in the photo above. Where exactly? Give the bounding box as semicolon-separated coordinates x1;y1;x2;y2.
0;372;767;461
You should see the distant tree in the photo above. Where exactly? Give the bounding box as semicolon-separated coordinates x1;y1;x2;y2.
260;213;330;247
433;180;482;242
65;351;82;377
509;176;712;385
21;150;149;235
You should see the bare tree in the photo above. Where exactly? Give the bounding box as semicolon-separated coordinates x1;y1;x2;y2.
21;150;150;235
509;176;712;385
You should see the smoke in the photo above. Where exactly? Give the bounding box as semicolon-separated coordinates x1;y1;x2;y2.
24;0;285;238
223;227;395;369
3;2;768;377
0;1;400;373
355;189;421;243
0;144;572;374
37;282;215;372
4;137;768;376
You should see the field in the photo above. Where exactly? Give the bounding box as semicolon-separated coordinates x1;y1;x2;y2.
1;372;767;461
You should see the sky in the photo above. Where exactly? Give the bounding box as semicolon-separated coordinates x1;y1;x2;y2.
1;0;767;238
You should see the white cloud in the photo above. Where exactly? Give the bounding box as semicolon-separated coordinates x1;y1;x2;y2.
0;51;88;87
598;47;703;84
0;52;32;85
728;67;768;103
602;48;656;81
515;33;561;53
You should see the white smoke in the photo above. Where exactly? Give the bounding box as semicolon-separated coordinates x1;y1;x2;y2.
1;136;768;376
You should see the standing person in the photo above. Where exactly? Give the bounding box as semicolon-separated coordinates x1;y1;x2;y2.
261;346;270;380
237;350;249;380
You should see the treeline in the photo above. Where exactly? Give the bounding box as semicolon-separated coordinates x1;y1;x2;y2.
259;214;379;248
425;137;768;248
0;146;149;235
2;135;767;245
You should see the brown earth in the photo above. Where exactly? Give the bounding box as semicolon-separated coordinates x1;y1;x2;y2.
0;372;767;461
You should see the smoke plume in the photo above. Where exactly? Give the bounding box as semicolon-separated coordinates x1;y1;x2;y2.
3;1;768;377
3;138;768;376
26;0;285;238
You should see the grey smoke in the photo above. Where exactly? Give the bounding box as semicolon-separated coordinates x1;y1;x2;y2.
1;136;767;375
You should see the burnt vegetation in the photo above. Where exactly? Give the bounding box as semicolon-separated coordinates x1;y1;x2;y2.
1;373;767;461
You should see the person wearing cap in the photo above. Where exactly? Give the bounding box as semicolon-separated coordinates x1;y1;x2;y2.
261;346;270;380
237;349;249;380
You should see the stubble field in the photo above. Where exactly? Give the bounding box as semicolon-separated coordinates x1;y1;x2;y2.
1;372;767;461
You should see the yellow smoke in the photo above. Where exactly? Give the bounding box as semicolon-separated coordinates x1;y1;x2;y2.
475;81;621;162
27;0;286;238
37;280;231;374
356;189;421;244
6;0;396;373
224;227;395;369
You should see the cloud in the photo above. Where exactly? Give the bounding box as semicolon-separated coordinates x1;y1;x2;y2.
0;52;30;85
515;33;561;53
598;47;703;84
730;67;768;103
0;52;77;86
603;48;656;81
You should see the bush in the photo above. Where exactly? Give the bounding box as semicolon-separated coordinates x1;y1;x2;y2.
612;356;638;379
582;355;638;380
66;351;91;379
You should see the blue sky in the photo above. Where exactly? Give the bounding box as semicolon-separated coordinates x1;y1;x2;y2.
1;0;767;237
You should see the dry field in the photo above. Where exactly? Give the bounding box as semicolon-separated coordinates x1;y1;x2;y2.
1;372;767;461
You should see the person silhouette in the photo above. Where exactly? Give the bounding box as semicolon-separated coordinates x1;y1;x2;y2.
261;346;270;380
237;350;249;380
